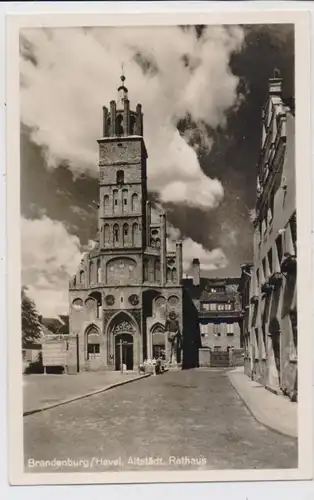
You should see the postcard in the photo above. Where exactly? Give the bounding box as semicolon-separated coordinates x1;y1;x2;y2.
6;7;313;485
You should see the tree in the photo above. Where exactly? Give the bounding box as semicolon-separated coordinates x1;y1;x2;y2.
21;286;42;344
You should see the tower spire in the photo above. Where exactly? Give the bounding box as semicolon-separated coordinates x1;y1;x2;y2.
118;64;128;104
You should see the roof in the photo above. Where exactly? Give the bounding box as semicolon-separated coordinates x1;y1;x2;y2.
182;276;240;301
200;291;236;303
41;317;69;335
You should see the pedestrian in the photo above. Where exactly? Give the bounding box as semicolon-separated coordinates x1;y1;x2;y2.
152;357;157;376
156;357;161;375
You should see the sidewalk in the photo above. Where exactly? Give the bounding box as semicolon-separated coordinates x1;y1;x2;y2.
23;371;150;416
227;367;297;438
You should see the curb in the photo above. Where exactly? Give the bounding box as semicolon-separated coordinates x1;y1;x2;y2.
227;370;297;438
23;373;151;417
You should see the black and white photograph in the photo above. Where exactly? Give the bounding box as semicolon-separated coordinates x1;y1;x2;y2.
6;10;313;485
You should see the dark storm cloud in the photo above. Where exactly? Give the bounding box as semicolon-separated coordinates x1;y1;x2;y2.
20;24;294;278
165;23;294;276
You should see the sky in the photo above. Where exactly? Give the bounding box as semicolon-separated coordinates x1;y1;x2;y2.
20;24;294;317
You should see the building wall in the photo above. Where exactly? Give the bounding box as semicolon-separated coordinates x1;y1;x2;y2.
199;321;241;350
248;78;297;400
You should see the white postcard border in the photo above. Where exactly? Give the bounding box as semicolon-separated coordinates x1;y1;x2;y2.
6;9;313;485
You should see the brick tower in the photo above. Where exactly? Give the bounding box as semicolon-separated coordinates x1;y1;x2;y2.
69;74;183;372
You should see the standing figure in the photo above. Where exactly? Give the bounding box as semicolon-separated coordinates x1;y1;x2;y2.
165;311;181;364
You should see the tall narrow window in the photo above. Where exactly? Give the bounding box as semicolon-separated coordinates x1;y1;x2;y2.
80;271;84;284
123;223;129;246
172;268;177;283
130;115;136;135
269;190;274;223
262;258;267;280
290;212;297;254
117;170;124;185
113;190;118;213
89;261;94;285
144;258;149;282
113;224;119;245
104;224;110;246
213;324;221;336
103;194;109;214
122;189;128;210
227;323;234;336
268;249;273;274
154;259;160;282
132;223;138;246
275;235;283;266
97;259;101;283
131;193;138;212
106;117;111;135
116;115;124;136
167;267;171;282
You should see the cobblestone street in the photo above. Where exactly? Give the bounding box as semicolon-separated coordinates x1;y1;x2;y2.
24;369;297;473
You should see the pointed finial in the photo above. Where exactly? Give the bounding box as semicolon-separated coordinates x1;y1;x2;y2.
121;62;125;83
118;63;128;102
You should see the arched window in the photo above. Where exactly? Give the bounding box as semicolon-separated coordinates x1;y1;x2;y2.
106;117;111;135
73;276;76;287
131;193;138;212
103;194;109;213
89;261;94;284
80;271;84;284
172;267;177;282
86;326;100;360
113;224;120;245
97;259;101;283
104;224;110;246
122;189;128;210
113;189;118;213
117;170;124;185
132;223;138;246
116;114;124;136
123;223;129;246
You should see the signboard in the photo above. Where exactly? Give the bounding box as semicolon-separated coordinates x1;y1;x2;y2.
42;339;67;367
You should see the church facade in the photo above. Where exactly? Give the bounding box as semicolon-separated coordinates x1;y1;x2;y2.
68;76;183;372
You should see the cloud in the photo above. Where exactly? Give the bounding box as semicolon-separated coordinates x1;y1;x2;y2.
20;26;244;210
70;205;89;219
182;238;228;272
166;221;228;272
21;216;82;316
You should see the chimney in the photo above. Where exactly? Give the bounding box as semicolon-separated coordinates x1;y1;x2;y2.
192;258;200;286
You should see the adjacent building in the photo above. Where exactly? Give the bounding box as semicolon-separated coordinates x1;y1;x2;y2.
182;259;243;367
68;75;184;372
243;75;297;401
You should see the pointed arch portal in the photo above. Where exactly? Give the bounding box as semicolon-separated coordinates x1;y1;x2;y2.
107;311;138;371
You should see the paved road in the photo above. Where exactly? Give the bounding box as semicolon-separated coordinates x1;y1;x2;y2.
24;369;297;473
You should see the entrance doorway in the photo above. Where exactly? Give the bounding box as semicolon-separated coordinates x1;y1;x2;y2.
115;333;134;370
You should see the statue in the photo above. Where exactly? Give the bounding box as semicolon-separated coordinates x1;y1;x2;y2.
165;311;181;364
